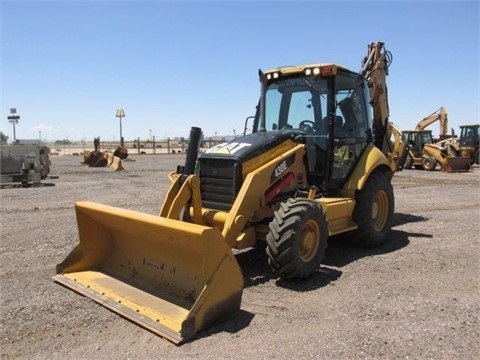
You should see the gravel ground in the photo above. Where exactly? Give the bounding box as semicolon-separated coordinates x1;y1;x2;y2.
1;154;479;360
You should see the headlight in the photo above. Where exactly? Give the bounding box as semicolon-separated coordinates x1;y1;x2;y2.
267;72;279;80
305;67;321;76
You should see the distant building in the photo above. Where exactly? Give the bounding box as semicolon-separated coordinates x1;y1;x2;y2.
13;139;41;145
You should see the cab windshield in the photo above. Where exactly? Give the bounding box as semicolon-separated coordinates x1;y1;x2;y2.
263;75;328;132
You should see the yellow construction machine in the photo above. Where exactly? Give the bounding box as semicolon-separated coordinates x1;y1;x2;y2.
422;143;471;172
414;107;449;141
402;129;470;172
54;41;407;344
456;124;479;164
404;108;472;171
437;124;479;165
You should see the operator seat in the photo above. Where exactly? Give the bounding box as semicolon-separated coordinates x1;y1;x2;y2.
334;116;346;137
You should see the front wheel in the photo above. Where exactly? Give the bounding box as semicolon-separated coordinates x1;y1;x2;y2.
266;198;328;279
348;172;394;248
422;157;437;171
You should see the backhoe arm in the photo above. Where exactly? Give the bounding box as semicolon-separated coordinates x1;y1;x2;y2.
361;41;392;155
414;107;448;137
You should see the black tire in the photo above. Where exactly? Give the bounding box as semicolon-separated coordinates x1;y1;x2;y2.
475;150;480;165
266;198;328;280
404;155;413;169
348;172;394;248
422;157;437;171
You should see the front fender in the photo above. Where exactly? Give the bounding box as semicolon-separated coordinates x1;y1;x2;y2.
343;144;393;191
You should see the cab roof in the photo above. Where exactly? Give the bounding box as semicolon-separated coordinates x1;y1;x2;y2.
263;63;355;77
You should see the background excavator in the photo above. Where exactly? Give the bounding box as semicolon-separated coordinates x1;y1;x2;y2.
54;41;407;344
402;107;470;172
414;106;449;141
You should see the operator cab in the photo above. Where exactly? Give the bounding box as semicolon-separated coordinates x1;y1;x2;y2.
459;124;480;148
402;130;433;156
255;65;372;190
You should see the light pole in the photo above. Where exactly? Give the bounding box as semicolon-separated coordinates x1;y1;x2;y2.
7;108;20;142
115;109;126;147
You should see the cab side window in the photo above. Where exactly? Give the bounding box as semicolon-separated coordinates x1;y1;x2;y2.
330;72;370;181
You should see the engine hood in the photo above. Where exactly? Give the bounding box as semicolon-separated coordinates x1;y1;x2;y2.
200;131;303;163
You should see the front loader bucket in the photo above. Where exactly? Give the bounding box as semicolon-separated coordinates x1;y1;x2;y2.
105;153;123;171
53;201;243;344
440;156;471;173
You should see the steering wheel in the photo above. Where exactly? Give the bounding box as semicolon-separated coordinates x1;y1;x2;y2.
299;120;315;133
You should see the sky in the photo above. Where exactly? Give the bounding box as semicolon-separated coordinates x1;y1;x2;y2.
1;0;479;143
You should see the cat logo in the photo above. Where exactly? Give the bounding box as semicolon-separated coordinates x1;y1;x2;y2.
206;142;251;154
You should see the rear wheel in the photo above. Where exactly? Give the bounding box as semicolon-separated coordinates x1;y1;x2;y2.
422;157;437;171
348;172;394;248
266;198;328;279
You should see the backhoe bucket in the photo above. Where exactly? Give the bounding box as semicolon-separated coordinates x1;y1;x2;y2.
53;201;243;344
441;156;471;173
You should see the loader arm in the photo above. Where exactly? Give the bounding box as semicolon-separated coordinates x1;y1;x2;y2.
159;172;204;225
388;122;409;171
221;143;307;249
161;142;308;249
423;143;471;172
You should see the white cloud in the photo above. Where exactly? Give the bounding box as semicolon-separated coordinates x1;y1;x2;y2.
29;124;59;133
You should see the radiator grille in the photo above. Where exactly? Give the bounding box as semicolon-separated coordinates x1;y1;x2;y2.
198;158;241;210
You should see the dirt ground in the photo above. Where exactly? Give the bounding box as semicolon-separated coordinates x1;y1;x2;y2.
1;154;479;360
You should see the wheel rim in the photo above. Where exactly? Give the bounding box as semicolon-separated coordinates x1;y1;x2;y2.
298;219;320;262
371;189;389;232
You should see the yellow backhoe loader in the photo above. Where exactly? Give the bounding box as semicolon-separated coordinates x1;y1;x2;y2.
402;129;470;172
437;124;479;165
54;41;407;344
456;124;479;164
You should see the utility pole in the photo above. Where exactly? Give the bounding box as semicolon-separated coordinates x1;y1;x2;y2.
7;108;20;142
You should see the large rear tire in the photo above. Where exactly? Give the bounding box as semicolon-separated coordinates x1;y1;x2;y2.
266;198;328;279
348;172;394;248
